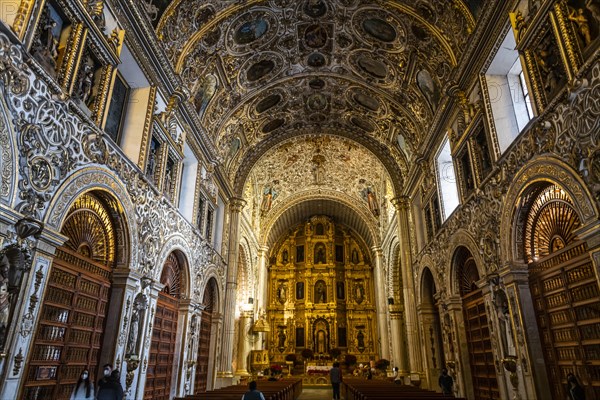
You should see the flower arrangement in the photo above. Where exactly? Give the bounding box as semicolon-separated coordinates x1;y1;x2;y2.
374;358;390;371
270;364;283;375
301;348;314;360
329;348;341;359
344;354;357;367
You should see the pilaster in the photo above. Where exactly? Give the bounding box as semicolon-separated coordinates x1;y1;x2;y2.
217;198;246;385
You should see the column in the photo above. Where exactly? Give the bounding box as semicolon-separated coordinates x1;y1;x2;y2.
501;264;550;400
217;198;246;384
372;246;390;360
256;245;269;317
235;309;254;376
390;197;424;379
389;304;408;374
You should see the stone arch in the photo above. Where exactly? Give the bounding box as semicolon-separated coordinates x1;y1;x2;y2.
155;235;193;298
22;189;129;398
196;267;223;312
447;230;486;296
44;166;137;269
416;253;440;305
260;189;381;248
500;156;599;263
420;266;438;305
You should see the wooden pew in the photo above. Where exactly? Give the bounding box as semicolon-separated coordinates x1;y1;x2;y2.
175;378;302;400
342;378;467;400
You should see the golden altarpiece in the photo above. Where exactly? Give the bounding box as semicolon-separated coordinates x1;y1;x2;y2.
266;216;377;365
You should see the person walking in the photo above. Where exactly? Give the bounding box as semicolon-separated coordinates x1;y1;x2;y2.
70;369;93;400
330;361;343;400
242;380;266;400
439;368;454;397
96;365;124;400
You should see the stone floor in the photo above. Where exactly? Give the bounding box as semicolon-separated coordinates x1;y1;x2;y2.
297;386;341;400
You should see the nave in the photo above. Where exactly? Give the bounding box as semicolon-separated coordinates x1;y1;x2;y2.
0;0;599;399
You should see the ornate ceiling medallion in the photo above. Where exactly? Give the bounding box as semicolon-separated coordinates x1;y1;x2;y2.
261;118;285;134
306;93;329;112
362;18;397;42
256;94;282;114
348;89;381;113
234;20;268;45
247;60;275;82
226;9;278;55
309;78;326;90
240;52;284;86
307;52;327;68
350;116;376;133
304;24;329;49
358;57;387;79
303;0;328;18
352;7;406;52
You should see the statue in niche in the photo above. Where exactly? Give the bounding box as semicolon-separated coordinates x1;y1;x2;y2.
296;282;304;299
311;153;326;185
361;187;380;217
495;291;516;357
126;294;148;356
277;282;287;304
336;282;345;299
351;249;359;264
146;147;157;180
0;278;8;349
32;6;61;74
282;249;288;264
316;330;326;354
357;330;365;351
278;328;286;350
314;245;326;264
354;283;365;304
315;281;326;303
569;7;592;46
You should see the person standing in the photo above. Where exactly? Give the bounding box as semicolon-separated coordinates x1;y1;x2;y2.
567;373;586;400
439;368;454;396
330;361;342;400
97;365;123;400
242;381;266;400
70;369;93;400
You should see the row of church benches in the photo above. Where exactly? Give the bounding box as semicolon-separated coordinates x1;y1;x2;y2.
342;378;467;400
174;378;303;400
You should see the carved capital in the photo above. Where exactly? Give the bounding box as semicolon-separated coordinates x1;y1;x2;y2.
228;197;246;213
390;196;410;211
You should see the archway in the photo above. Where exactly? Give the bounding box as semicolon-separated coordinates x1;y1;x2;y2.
518;183;600;399
195;277;218;394
22;192;126;399
144;251;186;400
420;267;444;387
454;246;499;400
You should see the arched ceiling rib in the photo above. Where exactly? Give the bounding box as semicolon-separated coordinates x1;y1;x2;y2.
263;197;377;249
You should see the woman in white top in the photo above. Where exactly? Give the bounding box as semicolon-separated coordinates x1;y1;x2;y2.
70;369;94;400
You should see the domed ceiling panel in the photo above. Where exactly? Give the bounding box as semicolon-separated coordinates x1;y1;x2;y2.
154;0;476;195
245;135;390;216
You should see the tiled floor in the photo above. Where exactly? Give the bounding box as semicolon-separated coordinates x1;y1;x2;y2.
297;386;342;400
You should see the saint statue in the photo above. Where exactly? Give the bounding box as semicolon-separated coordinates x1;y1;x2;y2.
357;330;365;350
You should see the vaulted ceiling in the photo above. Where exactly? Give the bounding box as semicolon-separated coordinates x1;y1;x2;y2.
147;0;485;243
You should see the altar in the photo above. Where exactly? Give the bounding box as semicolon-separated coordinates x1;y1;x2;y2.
304;363;332;385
